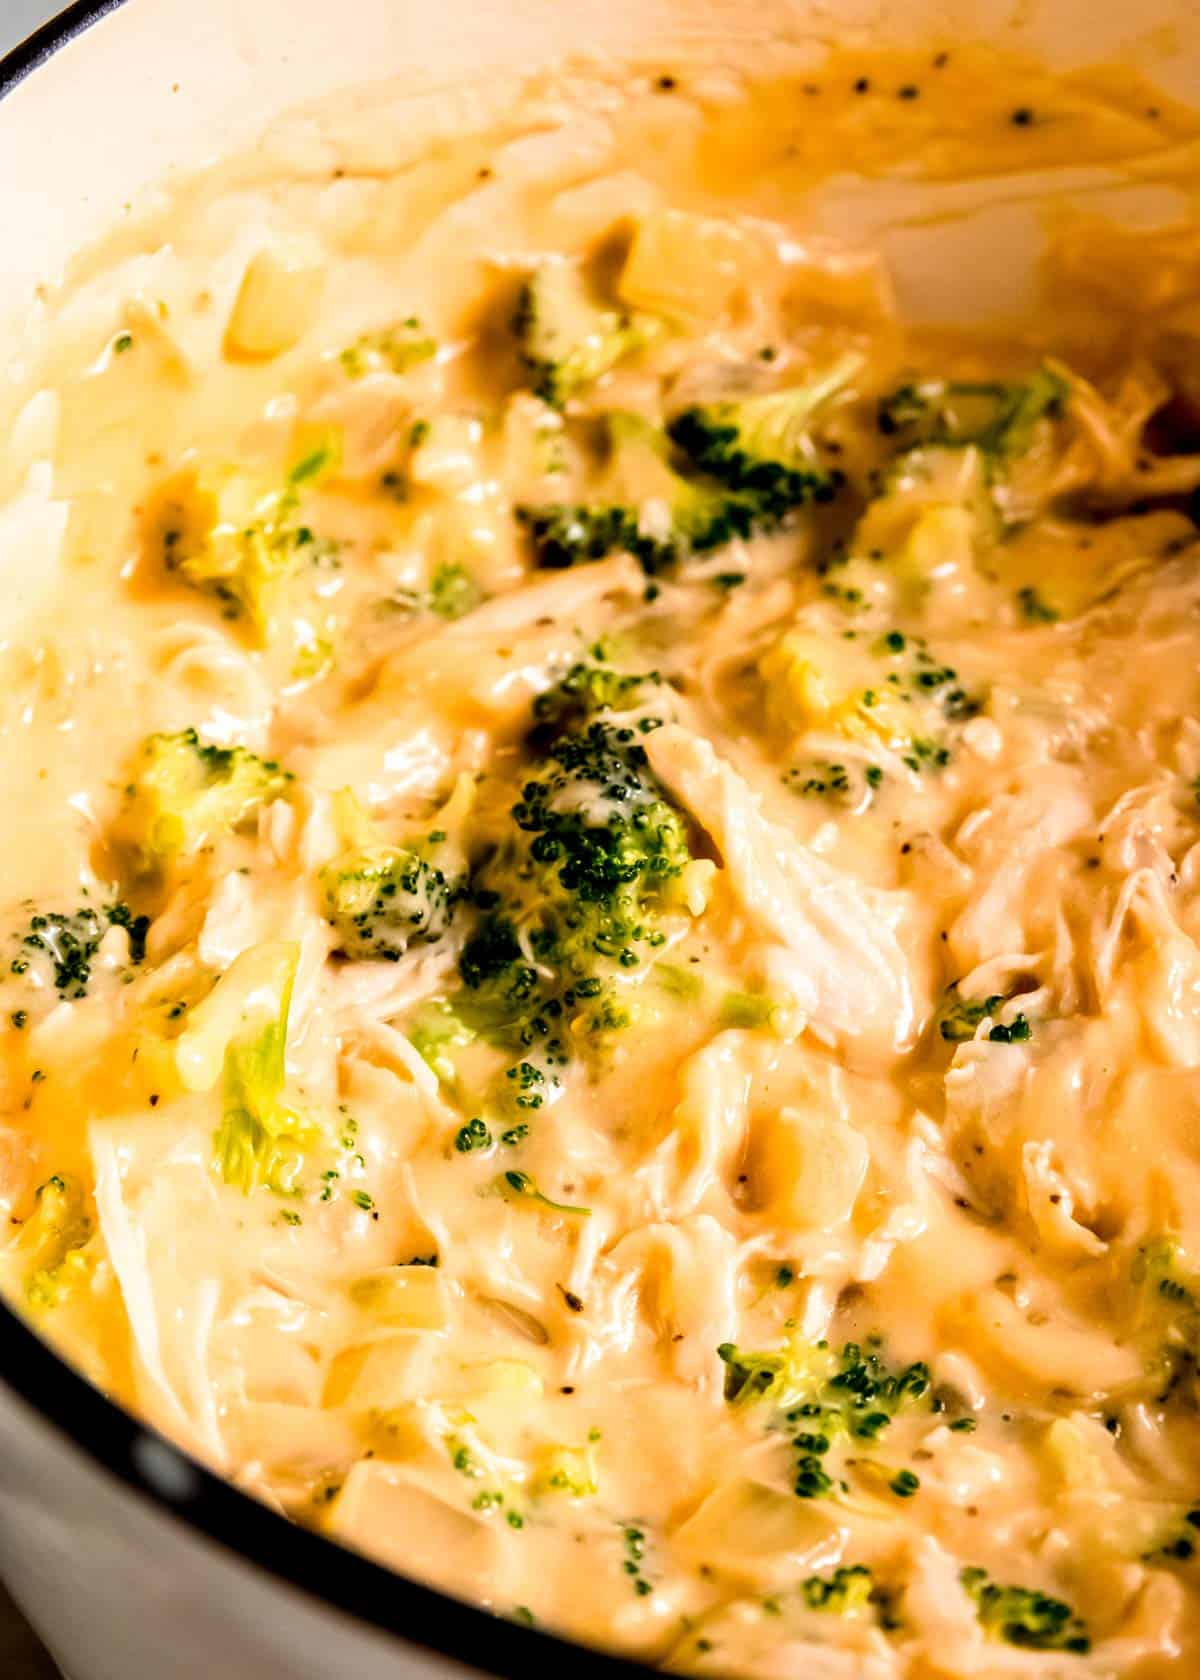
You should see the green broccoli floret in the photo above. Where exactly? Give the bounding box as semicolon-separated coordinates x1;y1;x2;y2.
1145;1507;1200;1566
1129;1239;1200;1405
718;1335;932;1500
960;1568;1090;1654
16;1174;96;1311
511;722;691;934
936;988;1032;1044
1133;1238;1200;1312
513;261;663;409
800;1565;875;1616
1017;585;1059;624
717;1344;787;1405
459;913;528;994
428;562;482;621
118;728;292;870
528;657;665;746
321;844;460;961
876;365;1069;459
456;706;693;1058
147;449;338;646
454;910;569;1064
986;1013;1031;1044
211;946;318;1196
406;999;477;1084
340;317;436;380
668;355;858;517
391;562;484;623
499;1168;591;1216
937;989;1002;1042
516;504;639;572
718;1336;931;1421
518;412;770;574
12;903;149;999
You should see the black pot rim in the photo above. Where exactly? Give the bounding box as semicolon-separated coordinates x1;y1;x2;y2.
0;8;657;1678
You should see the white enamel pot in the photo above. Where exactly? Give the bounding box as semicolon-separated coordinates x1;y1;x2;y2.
0;1;1194;1676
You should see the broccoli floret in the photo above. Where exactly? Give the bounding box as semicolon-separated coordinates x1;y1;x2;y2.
1130;1239;1200;1404
501;392;571;500
718;1336;930;1422
428;562;483;621
457;702;694;1059
321;844;460;961
207;945;319;1196
455;914;571;1064
513;261;663;409
189;510;301;629
391;562;484;623
529;658;663;745
936;988;1032;1044
1134;1238;1200;1312
531;1438;599;1496
459;913;528;993
1145;1508;1200;1566
119;728;292;869
407;999;477;1084
516;504;637;572
518;413;768;574
146;449;338;646
876;365;1069;459
1017;585;1059;624
960;1568;1090;1654
717;1344;787;1405
987;1013;1031;1044
718;1335;932;1500
718;990;782;1031
15;1174;95;1311
499;1169;591;1217
849;440;1003;588
440;685;694;1116
454;1116;493;1153
800;1565;876;1616
340;317;435;380
12;902;149;1000
512;722;691;925
668;355;859;517
937;989;1002;1042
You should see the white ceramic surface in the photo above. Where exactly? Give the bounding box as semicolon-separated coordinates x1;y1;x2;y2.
0;3;1193;1676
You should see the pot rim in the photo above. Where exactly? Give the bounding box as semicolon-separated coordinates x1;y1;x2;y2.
0;9;656;1677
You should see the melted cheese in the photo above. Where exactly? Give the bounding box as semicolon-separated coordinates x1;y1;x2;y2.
3;43;1200;1677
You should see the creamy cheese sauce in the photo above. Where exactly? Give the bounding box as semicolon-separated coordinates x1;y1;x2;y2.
4;43;1200;1678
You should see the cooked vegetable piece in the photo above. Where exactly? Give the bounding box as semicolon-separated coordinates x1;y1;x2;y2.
668;354;860;516
340;317;436;379
117;729;292;868
876;366;1069;457
960;1567;1091;1653
514;260;663;408
322;844;460;960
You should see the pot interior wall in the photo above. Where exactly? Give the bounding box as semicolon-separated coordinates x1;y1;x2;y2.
0;0;1194;319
